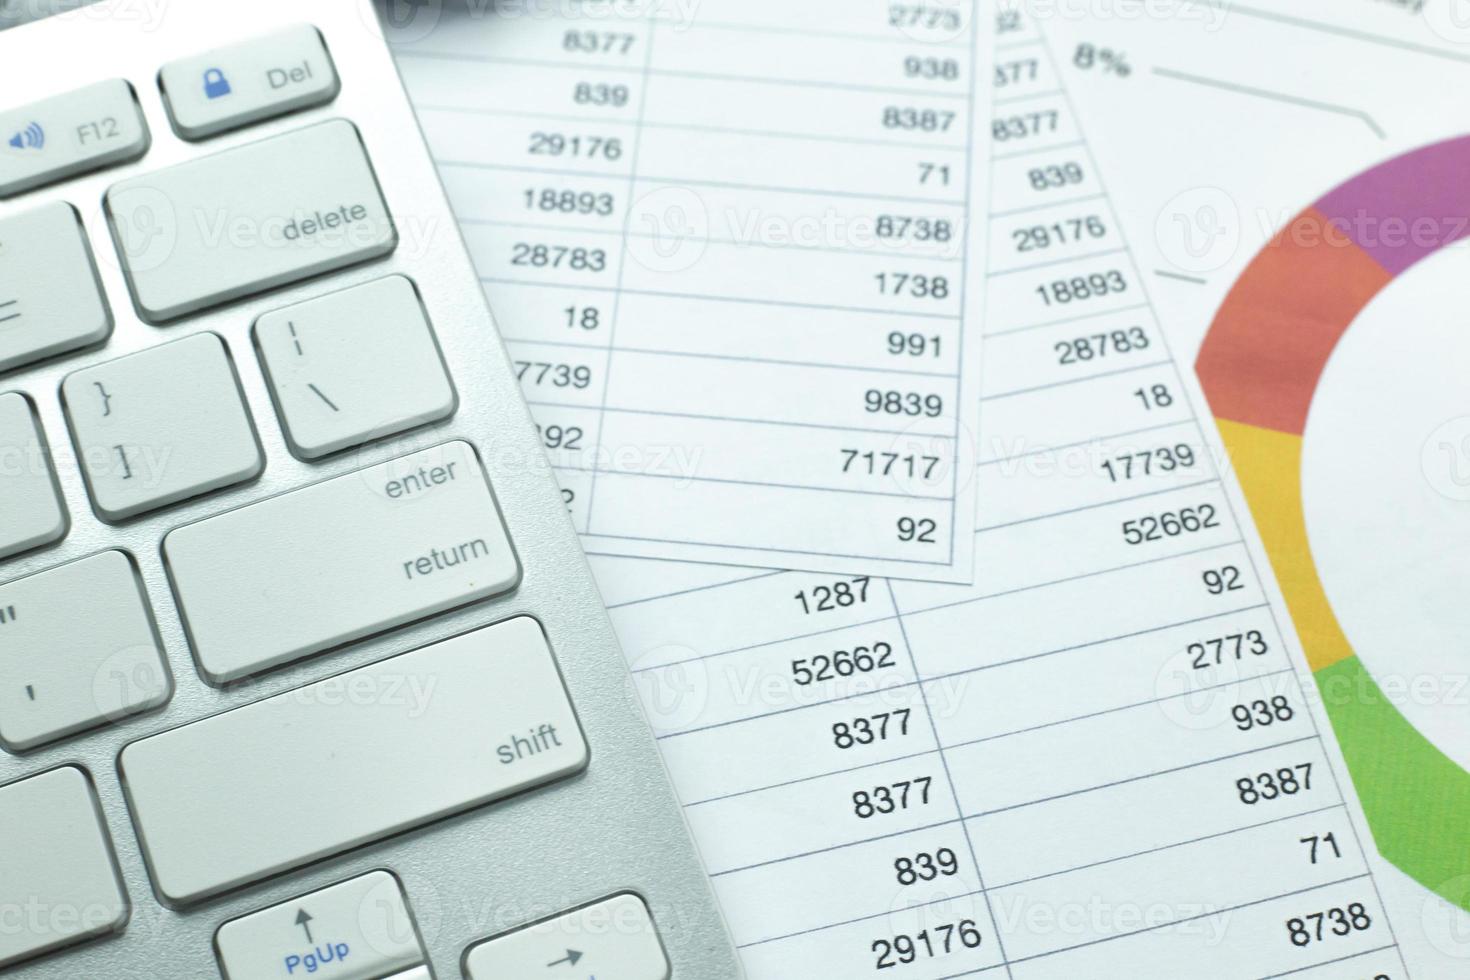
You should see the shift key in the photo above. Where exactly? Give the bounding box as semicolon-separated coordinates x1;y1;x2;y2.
164;441;520;683
105;119;395;321
121;617;586;904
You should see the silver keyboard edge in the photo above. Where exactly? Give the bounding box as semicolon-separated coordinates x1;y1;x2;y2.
0;1;741;977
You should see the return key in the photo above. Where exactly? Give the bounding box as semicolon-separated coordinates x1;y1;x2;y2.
164;441;519;683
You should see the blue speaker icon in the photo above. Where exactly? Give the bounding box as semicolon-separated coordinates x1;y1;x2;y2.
6;122;44;150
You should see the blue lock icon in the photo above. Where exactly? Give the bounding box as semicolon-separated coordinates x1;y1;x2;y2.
203;68;231;99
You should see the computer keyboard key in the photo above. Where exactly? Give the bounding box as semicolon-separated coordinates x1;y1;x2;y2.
160;24;340;140
215;870;424;980
0;79;149;197
0;767;128;968
0;392;66;560
105;119;396;321
0;201;112;374
121;616;587;904
164;440;519;683
62;332;263;521
255;275;457;459
463;894;670;980
0;550;169;752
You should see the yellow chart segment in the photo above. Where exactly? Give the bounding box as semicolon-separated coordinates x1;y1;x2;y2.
1214;419;1353;674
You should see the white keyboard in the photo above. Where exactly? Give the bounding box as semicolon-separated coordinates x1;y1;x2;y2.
0;2;739;977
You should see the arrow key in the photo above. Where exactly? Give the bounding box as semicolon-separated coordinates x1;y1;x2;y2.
214;870;425;980
464;893;670;980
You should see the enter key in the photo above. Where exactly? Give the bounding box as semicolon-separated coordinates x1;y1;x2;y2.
164;440;520;683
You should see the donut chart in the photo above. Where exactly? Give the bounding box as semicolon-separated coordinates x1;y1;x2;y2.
1196;136;1470;911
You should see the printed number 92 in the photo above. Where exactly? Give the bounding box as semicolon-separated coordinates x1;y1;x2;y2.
897;516;937;543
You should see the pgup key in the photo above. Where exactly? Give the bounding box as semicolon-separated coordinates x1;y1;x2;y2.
214;871;426;980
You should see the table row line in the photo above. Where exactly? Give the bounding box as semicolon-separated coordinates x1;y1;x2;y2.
401;55;978;148
734;871;1397;979
413;97;1068;199
486;279;1158;394
439;170;1113;276
463;231;970;317
614;539;1271;682
464;234;1141;335
719;805;1377;969
395;39;983;95
390;0;981;62
639;599;1291;751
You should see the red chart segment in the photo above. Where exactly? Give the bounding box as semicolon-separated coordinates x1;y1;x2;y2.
1196;208;1390;436
1195;135;1470;912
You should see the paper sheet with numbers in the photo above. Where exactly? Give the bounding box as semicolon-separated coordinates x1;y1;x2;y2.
387;0;992;583
1026;1;1470;974
581;16;1407;977
391;2;1411;977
